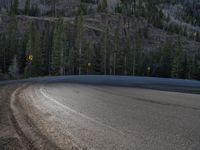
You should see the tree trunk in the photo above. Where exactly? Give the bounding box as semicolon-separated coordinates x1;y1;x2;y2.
79;40;82;75
133;54;136;76
124;56;127;75
113;53;116;75
42;0;46;15
60;47;64;75
3;49;6;73
104;46;107;75
109;55;112;75
53;0;56;17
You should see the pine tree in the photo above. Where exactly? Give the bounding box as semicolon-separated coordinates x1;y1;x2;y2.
107;31;114;75
24;0;30;15
0;34;6;73
32;28;43;76
52;18;66;75
93;42;102;74
5;15;18;73
8;55;19;79
124;34;131;75
18;33;28;75
102;28;109;75
30;4;40;16
74;12;84;75
83;42;94;74
102;0;108;11
132;44;136;76
160;40;172;77
192;50;200;80
10;0;18;15
135;31;142;75
171;38;183;78
25;22;43;77
113;29;120;75
52;0;57;17
40;26;54;75
187;56;193;79
182;52;189;79
13;0;18;14
97;0;107;12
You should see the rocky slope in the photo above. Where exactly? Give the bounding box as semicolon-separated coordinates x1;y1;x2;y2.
0;11;199;55
0;0;199;51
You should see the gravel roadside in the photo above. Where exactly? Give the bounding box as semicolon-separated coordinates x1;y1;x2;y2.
0;84;25;150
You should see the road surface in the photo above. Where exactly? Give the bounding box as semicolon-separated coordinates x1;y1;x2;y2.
1;76;200;150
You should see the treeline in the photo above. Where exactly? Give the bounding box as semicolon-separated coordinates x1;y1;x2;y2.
182;0;200;27
114;0;168;27
113;0;200;42
9;0;65;17
9;0;40;16
0;0;199;80
0;13;200;80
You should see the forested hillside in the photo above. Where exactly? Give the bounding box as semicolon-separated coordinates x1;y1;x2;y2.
0;0;200;80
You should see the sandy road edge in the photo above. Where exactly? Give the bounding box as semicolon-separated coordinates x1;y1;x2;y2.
10;83;60;150
9;83;84;150
10;83;37;150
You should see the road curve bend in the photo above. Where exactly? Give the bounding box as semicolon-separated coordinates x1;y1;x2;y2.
10;76;200;150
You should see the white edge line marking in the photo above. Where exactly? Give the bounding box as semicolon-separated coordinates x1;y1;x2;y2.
40;87;126;136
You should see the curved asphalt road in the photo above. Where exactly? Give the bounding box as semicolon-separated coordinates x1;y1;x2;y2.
11;76;200;150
